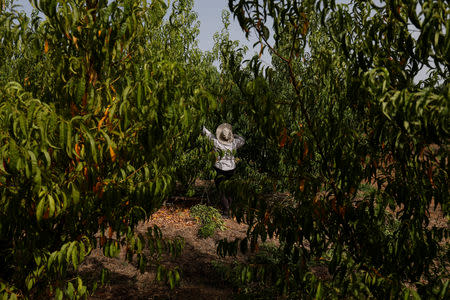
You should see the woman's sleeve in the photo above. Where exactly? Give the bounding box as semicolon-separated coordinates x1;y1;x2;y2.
202;126;215;141
234;134;245;149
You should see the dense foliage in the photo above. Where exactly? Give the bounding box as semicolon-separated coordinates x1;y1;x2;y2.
214;0;448;298
0;0;213;298
0;0;448;299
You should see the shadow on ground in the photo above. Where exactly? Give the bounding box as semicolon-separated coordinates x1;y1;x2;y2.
77;200;249;300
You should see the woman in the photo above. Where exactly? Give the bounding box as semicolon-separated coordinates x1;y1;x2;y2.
202;123;245;217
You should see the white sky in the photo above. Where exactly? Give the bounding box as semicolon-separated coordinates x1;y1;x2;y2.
194;1;257;53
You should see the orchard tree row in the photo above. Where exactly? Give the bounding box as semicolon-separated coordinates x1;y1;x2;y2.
0;0;217;298
217;0;448;298
0;0;448;299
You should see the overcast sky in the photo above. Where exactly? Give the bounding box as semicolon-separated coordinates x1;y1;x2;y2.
193;1;258;53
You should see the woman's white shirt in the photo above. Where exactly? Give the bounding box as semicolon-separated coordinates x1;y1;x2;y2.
202;126;245;171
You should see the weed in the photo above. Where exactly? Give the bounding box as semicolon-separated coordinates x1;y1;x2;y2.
190;204;226;238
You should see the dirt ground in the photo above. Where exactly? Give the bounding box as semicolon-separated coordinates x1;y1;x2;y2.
77;181;448;300
79;196;252;300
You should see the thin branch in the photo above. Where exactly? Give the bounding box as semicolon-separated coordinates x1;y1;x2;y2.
120;163;148;183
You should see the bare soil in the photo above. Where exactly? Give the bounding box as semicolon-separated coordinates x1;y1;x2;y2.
80;195;252;299
77;181;448;300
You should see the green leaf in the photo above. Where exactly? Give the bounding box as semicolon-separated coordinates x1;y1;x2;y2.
262;25;270;40
42;149;51;168
100;268;109;285
84;130;97;164
167;270;174;289
77;278;87;296
48;194;55;218
9;294;17;300
410;289;421;300
26;277;34;290
156;265;163;282
27;150;41;185
71;183;80;205
48;251;58;270
67;242;75;264
174;269;180;284
36;197;46;222
55;288;63;300
439;279;449;298
72;243;79;269
79;241;86;262
66;282;74;299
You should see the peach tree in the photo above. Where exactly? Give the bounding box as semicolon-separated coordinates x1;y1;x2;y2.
0;0;215;298
215;0;448;298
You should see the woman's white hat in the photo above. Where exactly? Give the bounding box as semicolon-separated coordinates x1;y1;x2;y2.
216;123;234;145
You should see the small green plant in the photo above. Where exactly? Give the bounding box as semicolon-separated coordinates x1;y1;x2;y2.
211;243;284;299
190;204;226;238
